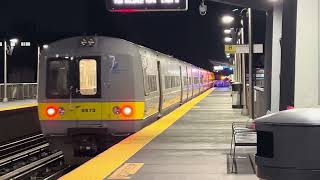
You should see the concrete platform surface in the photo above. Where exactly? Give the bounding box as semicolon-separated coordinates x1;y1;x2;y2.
123;88;258;180
61;88;257;180
0;99;37;111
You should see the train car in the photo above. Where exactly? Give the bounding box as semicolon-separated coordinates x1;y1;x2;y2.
38;36;213;157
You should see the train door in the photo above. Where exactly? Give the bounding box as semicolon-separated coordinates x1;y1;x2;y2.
198;70;201;94
186;66;189;99
191;69;194;97
157;61;163;113
179;66;183;104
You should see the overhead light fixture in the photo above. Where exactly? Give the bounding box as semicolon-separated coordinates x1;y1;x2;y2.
9;38;19;44
224;29;232;34
9;38;19;46
224;37;233;43
222;15;234;24
43;44;49;49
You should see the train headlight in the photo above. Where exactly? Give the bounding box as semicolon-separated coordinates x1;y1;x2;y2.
46;107;58;117
122;106;133;117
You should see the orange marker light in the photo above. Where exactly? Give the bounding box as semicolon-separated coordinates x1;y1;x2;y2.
46;107;57;117
122;106;133;116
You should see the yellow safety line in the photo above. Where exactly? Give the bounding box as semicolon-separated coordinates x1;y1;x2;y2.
60;89;213;180
0;103;38;112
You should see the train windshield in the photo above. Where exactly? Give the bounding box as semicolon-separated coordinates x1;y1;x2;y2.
47;60;70;98
46;57;100;99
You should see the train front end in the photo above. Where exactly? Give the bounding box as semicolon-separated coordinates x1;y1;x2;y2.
37;37;145;159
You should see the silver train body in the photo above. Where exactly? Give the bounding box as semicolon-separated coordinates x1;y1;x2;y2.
38;36;214;156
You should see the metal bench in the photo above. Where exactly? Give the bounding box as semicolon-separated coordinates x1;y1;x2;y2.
230;122;257;173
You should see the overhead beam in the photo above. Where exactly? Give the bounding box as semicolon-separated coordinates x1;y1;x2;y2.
207;0;273;11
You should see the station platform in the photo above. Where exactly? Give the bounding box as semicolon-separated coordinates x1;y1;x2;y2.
0;99;40;144
61;88;257;180
0;99;37;111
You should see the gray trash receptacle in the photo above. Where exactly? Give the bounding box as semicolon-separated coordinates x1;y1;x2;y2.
255;109;320;180
231;82;242;109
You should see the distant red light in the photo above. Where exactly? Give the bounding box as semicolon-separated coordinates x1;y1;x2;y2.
287;106;294;110
46;107;58;117
250;122;256;130
111;9;139;13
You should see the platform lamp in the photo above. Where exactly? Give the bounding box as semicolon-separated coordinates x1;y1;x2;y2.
2;38;19;102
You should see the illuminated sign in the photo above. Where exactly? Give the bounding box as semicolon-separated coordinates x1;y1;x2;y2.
107;0;188;12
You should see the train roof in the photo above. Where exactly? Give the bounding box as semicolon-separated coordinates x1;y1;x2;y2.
45;36;211;72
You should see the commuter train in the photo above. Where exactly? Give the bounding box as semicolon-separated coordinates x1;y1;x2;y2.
38;36;214;157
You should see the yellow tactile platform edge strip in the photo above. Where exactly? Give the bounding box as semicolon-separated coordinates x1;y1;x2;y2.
0;103;38;112
60;89;214;180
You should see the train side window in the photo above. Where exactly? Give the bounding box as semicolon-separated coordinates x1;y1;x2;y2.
171;76;176;88
183;77;188;86
189;77;192;85
194;77;199;84
147;75;157;93
165;76;171;89
165;76;181;89
79;59;97;95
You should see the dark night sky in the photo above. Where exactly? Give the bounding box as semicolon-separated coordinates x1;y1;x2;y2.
0;0;266;82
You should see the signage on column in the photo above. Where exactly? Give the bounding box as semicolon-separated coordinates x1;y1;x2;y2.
107;0;188;12
225;44;264;54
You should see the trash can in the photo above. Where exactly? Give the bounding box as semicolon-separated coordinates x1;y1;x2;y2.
231;82;242;109
255;109;320;180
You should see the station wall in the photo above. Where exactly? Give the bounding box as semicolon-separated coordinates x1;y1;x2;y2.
270;1;283;113
294;0;319;108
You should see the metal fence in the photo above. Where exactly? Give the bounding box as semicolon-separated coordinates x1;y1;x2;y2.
0;83;37;101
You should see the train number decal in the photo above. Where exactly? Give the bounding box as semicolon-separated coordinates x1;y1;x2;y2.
81;109;96;113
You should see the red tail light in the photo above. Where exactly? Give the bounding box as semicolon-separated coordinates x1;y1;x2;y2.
122;106;133;117
250;122;256;130
46;107;57;117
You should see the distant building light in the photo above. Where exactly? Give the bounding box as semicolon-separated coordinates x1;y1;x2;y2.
222;15;234;24
224;37;233;43
43;44;49;49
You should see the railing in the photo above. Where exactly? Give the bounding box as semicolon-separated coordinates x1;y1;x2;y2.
254;86;266;118
0;83;37;101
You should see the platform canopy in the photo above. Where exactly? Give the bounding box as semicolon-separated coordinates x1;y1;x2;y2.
207;0;273;11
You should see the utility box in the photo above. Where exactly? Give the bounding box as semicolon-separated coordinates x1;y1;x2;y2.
231;82;242;109
255;109;320;180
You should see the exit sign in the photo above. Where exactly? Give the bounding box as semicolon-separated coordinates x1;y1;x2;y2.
107;0;188;12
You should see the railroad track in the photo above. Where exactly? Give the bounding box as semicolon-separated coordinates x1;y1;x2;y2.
0;134;70;180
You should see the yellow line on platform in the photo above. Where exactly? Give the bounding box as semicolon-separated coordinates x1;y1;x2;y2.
0;103;38;112
60;89;213;180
